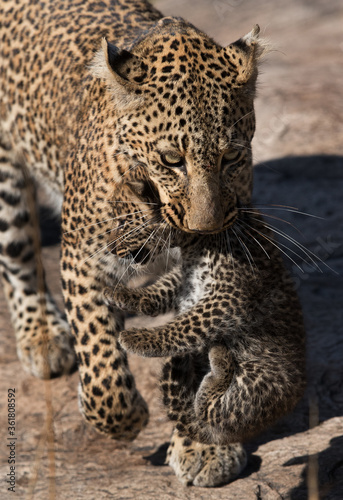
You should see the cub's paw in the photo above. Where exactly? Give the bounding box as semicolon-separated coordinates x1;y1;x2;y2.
137;296;160;317
119;328;162;357
78;382;149;441
103;286;133;312
17;316;76;379
166;431;247;487
103;287;159;317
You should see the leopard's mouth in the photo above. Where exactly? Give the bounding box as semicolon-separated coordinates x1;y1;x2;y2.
114;246;152;265
188;212;238;235
128;247;151;264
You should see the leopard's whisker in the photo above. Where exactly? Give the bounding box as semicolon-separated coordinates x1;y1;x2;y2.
83;217;157;264
225;229;235;270
117;251;141;282
239;210;303;235
159;222;171;253
244;224;306;273
114;261;133;287
233;226;257;272
164;226;173;272
228;110;255;132
85;216;155;262
235;220;271;260
231;227;255;272
132;224;164;264
84;212;156;244
148;220;169;263
82;239;117;265
238;205;324;220
63;207;155;235
230;141;253;152
115;224;162;284
109;200;159;205
135;218;168;266
96;219;158;274
110;216;159;250
248;216;331;273
246;220;329;272
117;163;138;179
120;218;162;260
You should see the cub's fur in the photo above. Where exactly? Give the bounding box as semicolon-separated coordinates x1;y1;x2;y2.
106;207;306;445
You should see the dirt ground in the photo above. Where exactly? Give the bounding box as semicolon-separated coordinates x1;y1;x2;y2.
1;0;343;499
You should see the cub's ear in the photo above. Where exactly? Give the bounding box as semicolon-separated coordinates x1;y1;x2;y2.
90;39;148;108
225;25;268;87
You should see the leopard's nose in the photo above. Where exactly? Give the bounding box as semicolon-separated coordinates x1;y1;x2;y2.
186;199;224;233
186;171;224;232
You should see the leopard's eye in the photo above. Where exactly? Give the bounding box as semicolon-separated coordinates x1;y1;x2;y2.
160;152;184;168
222;150;241;163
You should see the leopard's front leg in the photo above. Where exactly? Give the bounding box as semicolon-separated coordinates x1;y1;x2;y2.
61;238;148;440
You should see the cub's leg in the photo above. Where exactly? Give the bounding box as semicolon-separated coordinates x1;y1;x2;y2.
0;157;75;378
195;344;235;418
61;235;149;440
195;344;306;443
103;265;182;317
165;344;305;445
166;430;246;487
194;345;237;441
161;355;246;487
118;295;225;356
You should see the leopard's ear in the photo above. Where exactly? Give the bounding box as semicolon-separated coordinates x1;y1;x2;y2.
90;39;148;108
225;25;268;87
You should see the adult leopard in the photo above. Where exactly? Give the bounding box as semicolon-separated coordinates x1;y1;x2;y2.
1;0;270;486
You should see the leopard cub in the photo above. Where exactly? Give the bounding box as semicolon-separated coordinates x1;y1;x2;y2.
105;208;306;446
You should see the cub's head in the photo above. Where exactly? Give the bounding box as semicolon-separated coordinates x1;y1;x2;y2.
91;18;266;234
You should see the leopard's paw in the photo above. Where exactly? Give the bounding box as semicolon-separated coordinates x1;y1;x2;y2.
17;316;75;379
166;431;246;487
78;382;149;441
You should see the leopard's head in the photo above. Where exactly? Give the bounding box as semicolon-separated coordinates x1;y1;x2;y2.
92;18;266;234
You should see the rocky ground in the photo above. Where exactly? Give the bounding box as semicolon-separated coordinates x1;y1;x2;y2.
1;0;342;498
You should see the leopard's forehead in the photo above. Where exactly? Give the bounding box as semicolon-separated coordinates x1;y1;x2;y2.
134;20;241;100
116;23;255;160
136;21;222;65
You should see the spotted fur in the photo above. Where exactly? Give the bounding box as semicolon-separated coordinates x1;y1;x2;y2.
1;0;275;486
106;210;306;447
